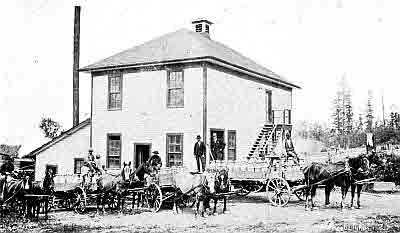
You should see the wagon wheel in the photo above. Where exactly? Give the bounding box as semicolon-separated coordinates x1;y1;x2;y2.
266;177;291;207
73;187;87;214
143;183;163;212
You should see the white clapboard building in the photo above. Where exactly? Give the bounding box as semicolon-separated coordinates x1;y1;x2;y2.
30;19;299;181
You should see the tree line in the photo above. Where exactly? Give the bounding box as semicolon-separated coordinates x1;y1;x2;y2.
295;76;400;149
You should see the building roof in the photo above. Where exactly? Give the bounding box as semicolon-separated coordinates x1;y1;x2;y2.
25;118;91;159
80;28;300;89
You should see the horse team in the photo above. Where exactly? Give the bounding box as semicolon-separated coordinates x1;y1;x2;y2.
0;153;372;219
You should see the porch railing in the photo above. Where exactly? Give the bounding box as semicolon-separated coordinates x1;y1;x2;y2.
271;109;292;125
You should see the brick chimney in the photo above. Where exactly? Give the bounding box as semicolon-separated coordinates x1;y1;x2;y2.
191;18;213;39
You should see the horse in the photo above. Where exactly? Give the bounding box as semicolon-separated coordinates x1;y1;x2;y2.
205;169;230;214
303;160;351;210
172;171;209;217
303;154;371;211
349;154;371;209
94;171;125;215
0;172;30;216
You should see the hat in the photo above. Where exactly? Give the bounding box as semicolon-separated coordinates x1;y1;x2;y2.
88;147;93;152
196;135;201;139
152;151;159;155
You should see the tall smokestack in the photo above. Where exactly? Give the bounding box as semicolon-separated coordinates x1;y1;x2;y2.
73;6;81;127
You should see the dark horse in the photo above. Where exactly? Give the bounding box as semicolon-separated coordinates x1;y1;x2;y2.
303;154;370;210
349;154;370;209
205;169;230;214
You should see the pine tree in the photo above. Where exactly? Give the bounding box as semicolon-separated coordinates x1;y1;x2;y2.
331;75;353;147
365;90;374;132
357;114;364;132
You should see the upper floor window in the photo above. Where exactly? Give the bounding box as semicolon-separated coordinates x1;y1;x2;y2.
108;71;122;110
167;70;184;108
107;134;121;169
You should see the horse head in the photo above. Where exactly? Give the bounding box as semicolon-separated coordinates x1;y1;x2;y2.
348;154;370;179
214;169;229;193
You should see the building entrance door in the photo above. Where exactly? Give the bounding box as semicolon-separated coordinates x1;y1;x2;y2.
134;144;151;169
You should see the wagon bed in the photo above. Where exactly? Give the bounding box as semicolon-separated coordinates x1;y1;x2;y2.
206;158;306;207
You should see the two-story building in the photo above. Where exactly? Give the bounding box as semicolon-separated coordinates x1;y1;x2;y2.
31;19;299;181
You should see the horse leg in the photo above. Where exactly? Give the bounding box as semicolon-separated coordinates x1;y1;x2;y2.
310;186;317;210
223;197;227;213
213;197;217;214
131;192;136;210
356;184;362;208
350;184;356;209
304;187;310;210
325;183;334;206
96;194;101;215
340;185;349;210
199;198;204;217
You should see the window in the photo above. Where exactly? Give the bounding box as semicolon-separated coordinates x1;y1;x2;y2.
74;158;84;174
195;24;202;32
205;24;210;33
166;134;183;167
108;71;122;110
227;130;236;161
107;134;121;169
167;70;184;108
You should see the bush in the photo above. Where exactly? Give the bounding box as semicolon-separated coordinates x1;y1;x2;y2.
369;152;400;185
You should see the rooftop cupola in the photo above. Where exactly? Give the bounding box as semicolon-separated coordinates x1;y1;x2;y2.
191;18;213;39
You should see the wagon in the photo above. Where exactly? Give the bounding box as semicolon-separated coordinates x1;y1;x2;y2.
124;166;198;213
207;155;306;207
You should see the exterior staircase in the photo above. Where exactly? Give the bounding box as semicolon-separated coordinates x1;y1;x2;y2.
248;124;286;158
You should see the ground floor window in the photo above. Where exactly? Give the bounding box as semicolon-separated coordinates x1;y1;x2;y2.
107;134;121;169
228;130;237;161
74;158;84;174
166;133;183;167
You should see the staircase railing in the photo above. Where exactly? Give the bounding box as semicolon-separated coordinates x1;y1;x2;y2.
261;124;278;157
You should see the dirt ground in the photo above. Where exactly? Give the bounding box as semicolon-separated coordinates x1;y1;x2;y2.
1;189;400;233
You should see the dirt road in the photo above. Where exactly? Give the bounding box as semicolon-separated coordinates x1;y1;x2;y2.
2;189;400;233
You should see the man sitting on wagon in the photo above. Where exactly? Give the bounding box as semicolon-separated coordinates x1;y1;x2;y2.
284;132;300;165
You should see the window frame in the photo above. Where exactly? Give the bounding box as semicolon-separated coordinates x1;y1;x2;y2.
166;70;184;108
227;130;237;161
106;133;122;169
107;71;123;111
45;164;58;175
74;158;84;174
166;133;184;167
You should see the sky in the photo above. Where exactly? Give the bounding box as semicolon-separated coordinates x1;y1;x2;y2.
1;0;399;155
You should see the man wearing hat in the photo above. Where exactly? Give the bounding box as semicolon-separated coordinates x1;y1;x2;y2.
211;133;226;161
149;151;162;170
194;135;206;172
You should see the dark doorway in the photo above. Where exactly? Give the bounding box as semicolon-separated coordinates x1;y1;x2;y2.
134;144;151;169
265;90;272;123
210;129;225;161
45;164;58;175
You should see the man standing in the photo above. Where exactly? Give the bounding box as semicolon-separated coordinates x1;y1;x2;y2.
193;135;206;172
284;132;299;165
211;133;226;161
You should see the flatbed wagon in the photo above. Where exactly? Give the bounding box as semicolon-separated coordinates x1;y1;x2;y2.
207;155;306;207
